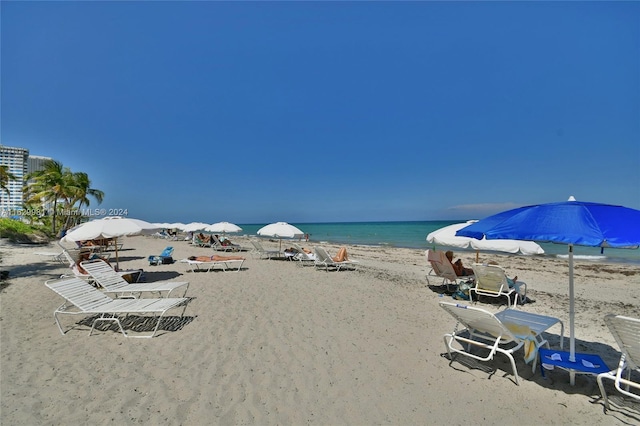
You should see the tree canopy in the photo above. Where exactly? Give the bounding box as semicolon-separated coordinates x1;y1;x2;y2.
24;160;104;234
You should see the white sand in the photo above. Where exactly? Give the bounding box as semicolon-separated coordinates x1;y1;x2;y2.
1;235;640;425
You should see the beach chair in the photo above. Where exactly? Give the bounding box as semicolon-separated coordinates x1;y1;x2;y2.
597;314;640;409
193;235;211;247
210;234;241;252
439;301;560;385
45;276;190;338
314;246;358;271
34;250;67;264
425;249;471;292
60;249;118;283
148;246;174;265
291;243;316;266
211;234;236;251
179;257;245;273
249;239;280;259
470;263;525;308
81;259;189;298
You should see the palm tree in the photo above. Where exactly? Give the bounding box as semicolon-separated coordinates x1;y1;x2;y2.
25;160;106;234
68;172;104;208
0;165;17;198
24;160;71;234
64;172;104;229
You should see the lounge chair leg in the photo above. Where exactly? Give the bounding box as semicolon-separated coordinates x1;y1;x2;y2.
506;353;520;385
90;314;127;337
597;373;611;410
53;309;67;335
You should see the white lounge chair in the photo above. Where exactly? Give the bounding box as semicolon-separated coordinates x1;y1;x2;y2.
34;250;66;264
425;249;472;292
81;259;190;298
179;257;245;272
597;314;640;409
60;249;122;283
193;235;212;247
210;234;244;252
439;301;562;385
45;276;190;338
470;263;526;308
291;243;316;266
314;246;358;271
249;240;280;259
62;247;114;263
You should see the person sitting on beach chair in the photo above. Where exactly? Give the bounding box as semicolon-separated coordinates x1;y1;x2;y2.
333;247;350;262
197;233;212;244
487;260;535;304
445;250;474;277
284;246;312;255
74;250;143;283
283;246;313;260
216;235;236;246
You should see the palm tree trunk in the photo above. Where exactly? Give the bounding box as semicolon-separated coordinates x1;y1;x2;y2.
52;199;58;235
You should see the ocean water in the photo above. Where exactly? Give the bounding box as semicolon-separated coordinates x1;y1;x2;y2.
236;221;640;266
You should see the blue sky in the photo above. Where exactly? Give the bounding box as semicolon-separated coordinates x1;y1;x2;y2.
2;1;639;224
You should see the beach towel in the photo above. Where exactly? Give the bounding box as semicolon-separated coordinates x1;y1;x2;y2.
451;281;472;300
504;322;538;364
427;249;442;263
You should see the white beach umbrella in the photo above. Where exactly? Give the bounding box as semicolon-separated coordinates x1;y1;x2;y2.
257;222;305;252
152;222;181;231
427;220;544;261
205;221;243;234
62;216;159;268
182;222;211;233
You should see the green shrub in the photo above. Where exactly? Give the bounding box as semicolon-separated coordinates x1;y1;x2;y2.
0;218;53;242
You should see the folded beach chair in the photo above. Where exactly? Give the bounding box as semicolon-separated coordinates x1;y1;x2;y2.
313;246;358;271
148;246;174;265
439;301;563;385
81;259;189;298
597;314;640;409
250;239;280;259
45;276;190;338
470;263;526;308
425;249;471;292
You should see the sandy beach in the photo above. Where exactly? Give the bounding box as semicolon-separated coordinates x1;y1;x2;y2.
2;235;640;425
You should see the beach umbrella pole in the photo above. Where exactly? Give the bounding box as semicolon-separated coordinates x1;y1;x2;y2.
569;244;576;385
115;237;120;270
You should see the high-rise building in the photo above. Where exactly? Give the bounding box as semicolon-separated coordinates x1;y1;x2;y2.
0;146;54;215
27;155;52;175
0;145;29;213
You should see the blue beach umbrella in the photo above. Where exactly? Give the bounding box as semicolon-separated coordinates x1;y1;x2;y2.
456;198;640;383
